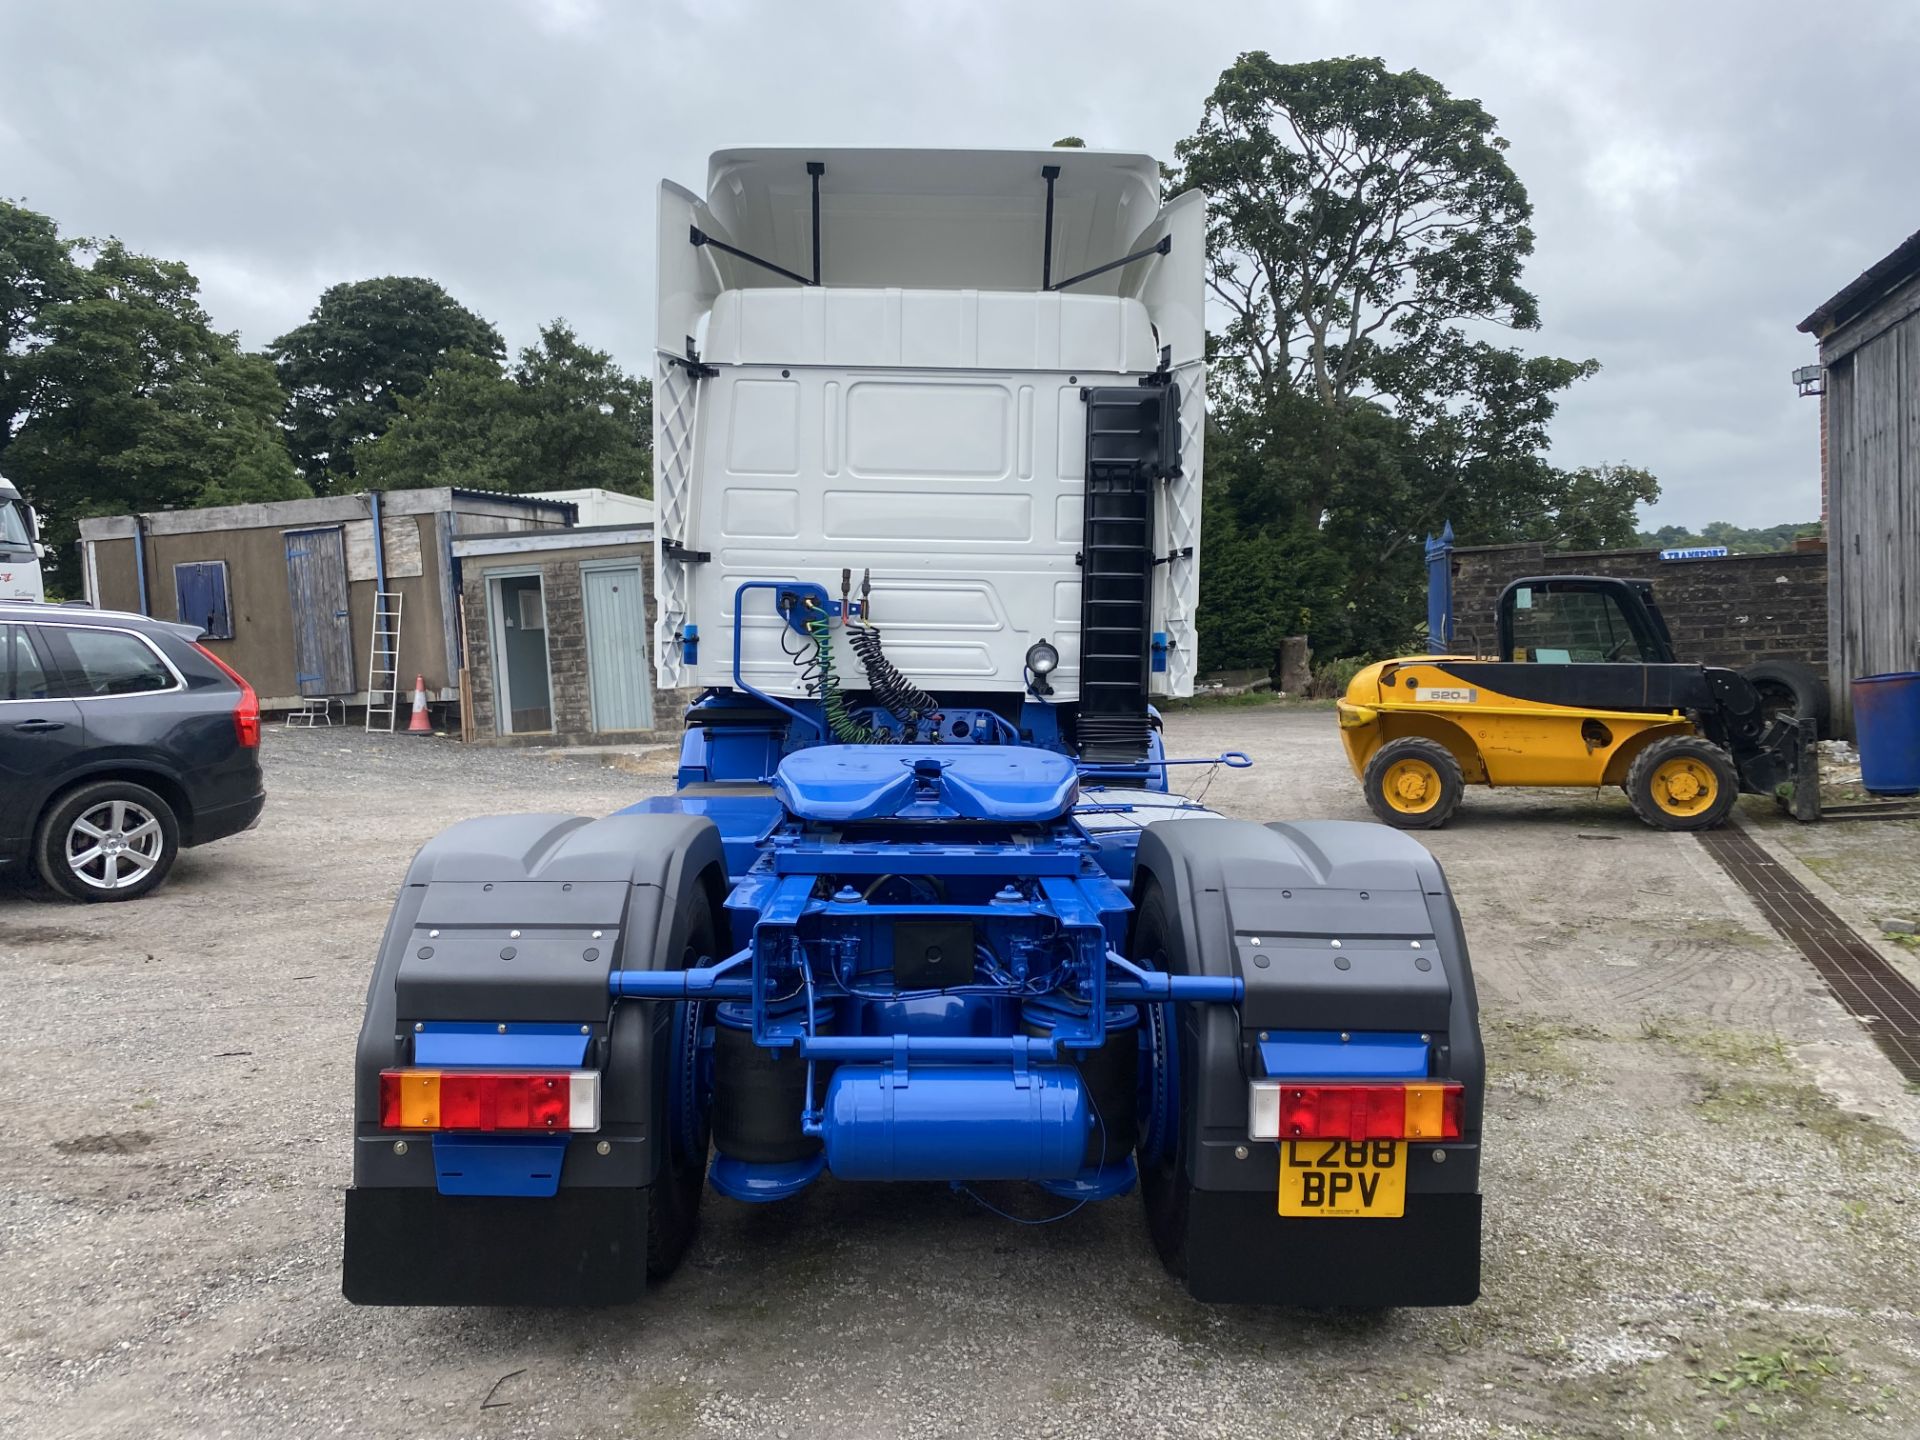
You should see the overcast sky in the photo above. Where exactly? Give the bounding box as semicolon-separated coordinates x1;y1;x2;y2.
4;0;1915;529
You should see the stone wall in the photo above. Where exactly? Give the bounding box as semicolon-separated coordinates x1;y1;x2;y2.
461;541;686;745
1449;541;1829;671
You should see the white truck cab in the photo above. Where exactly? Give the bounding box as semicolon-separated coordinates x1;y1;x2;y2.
0;475;46;603
652;149;1207;713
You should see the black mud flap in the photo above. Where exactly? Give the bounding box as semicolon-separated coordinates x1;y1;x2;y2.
1184;1191;1481;1308
343;1186;648;1306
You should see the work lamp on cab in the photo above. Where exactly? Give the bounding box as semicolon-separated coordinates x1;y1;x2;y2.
1025;639;1060;697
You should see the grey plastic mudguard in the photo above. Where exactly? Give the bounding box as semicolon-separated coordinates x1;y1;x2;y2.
1133;818;1485;1196
350;811;726;1190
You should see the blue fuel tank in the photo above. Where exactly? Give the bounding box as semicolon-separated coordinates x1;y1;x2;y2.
822;1064;1091;1181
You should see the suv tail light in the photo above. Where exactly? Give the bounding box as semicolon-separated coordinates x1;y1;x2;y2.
194;642;260;748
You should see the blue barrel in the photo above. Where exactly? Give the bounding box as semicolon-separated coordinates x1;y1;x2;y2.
1852;672;1920;796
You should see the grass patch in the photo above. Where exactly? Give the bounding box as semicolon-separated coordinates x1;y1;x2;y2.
1638;1017;1792;1070
1681;917;1776;950
1693;1077;1906;1152
1483;1015;1601;1084
1159;691;1335;712
1683;1335;1897;1431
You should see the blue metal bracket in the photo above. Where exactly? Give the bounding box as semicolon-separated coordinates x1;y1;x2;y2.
1257;1030;1428;1079
432;1134;569;1197
608;949;754;1000
414;1022;589;1068
730;581;828;741
1105;951;1244;1003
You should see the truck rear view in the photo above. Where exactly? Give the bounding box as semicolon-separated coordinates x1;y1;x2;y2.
344;148;1486;1310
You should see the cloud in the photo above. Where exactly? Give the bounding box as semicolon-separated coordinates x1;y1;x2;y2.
2;0;1913;527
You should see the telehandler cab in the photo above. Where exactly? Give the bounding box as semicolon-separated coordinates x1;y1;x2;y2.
1339;575;1818;831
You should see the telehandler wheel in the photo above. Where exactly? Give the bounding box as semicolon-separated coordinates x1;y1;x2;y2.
1625;735;1740;831
1362;737;1464;830
646;886;718;1280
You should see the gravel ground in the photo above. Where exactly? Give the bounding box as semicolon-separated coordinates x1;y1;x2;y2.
2;710;1917;1440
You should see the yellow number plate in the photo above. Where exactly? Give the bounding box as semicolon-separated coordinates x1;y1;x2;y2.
1277;1139;1407;1217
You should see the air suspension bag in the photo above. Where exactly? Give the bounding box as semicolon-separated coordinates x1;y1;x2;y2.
822;1064;1090;1181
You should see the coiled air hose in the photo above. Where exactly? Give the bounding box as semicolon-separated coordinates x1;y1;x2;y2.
846;622;938;728
802;605;884;743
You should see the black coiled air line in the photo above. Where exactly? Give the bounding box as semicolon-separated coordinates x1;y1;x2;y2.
789;601;938;743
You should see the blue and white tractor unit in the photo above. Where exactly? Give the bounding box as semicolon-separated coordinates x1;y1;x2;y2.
344;149;1486;1309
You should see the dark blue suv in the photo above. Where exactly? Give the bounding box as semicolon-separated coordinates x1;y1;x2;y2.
1;603;265;902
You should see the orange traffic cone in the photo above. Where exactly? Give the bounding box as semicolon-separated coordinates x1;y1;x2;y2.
408;675;432;734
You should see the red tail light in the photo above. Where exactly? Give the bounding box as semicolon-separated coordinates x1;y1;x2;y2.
1249;1082;1463;1142
194;642;260;748
378;1069;601;1132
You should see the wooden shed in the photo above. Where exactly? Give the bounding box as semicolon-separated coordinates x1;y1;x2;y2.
1799;229;1920;736
76;488;575;712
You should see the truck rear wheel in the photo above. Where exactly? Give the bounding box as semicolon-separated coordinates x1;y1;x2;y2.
646;887;717;1280
1362;737;1464;830
1132;881;1194;1276
1625;735;1740;831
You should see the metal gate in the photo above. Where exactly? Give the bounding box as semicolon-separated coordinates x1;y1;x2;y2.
583;566;653;731
284;527;355;697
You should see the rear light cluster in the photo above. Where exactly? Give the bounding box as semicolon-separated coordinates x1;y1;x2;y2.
193;642;259;748
378;1069;601;1133
1248;1081;1463;1142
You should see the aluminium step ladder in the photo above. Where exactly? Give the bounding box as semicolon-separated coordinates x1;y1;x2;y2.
364;590;403;732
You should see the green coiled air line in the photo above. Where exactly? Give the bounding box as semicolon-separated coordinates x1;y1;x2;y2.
805;604;882;743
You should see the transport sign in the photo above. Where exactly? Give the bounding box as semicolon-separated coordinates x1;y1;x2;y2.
1660;545;1729;560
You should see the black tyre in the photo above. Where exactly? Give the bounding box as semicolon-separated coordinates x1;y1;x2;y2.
1739;658;1829;734
1625;735;1740;831
1362;737;1465;830
646;885;716;1280
1132;881;1193;1276
35;781;180;903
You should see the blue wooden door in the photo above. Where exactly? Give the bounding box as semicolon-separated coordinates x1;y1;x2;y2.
284;527;354;696
583;566;652;731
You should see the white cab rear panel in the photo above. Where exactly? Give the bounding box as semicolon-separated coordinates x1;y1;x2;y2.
652;151;1205;700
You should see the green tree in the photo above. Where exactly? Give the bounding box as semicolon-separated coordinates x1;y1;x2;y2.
354;351;529;493
1179;53;1545;410
2;222;304;588
1634;519;1821;554
269;276;503;494
1176;54;1651;664
513;321;652;494
1;199;88;463
358;321;652;496
1532;464;1660;550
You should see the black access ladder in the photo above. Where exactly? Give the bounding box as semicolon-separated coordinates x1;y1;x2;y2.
1076;384;1180;764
